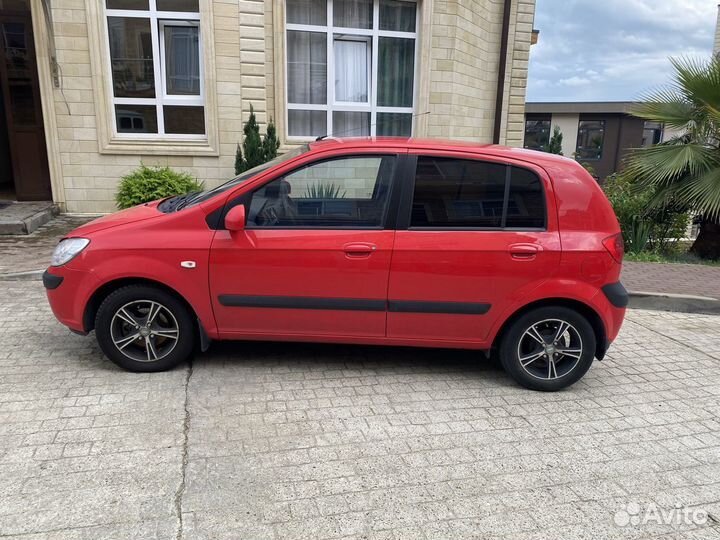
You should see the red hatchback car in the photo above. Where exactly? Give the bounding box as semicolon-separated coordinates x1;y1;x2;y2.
45;138;627;391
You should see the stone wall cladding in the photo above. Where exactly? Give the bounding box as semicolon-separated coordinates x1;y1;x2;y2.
42;0;534;212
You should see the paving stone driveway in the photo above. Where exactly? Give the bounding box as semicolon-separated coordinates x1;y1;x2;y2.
1;282;720;540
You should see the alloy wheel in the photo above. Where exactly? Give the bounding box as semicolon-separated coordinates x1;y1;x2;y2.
516;318;583;380
110;300;180;362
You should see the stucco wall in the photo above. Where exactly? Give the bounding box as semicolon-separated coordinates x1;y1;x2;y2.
549;113;579;158
35;0;535;213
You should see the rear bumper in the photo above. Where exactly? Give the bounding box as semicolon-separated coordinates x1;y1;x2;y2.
601;282;629;308
593;282;627;347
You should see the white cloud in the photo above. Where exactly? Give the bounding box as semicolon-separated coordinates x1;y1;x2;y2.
527;0;717;101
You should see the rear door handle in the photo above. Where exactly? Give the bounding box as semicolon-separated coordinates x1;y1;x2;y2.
509;243;541;259
343;242;377;258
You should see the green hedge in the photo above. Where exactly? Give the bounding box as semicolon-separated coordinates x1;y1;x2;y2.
116;165;203;209
603;173;688;254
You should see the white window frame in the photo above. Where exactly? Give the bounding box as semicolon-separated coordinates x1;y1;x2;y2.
285;0;419;141
104;1;205;140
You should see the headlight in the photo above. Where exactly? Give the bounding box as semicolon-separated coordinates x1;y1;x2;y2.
51;238;90;267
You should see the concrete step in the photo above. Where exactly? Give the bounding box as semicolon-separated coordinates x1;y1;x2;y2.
0;201;58;235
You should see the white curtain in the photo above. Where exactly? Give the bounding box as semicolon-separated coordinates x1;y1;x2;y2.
334;39;368;102
287;31;327;104
165;26;199;95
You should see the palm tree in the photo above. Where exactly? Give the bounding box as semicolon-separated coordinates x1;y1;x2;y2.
626;56;720;259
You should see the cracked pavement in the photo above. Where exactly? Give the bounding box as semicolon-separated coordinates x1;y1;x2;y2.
1;281;720;539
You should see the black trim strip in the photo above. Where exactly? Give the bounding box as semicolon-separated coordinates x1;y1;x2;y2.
601;282;629;308
42;270;63;290
218;295;386;311
218;295;491;315
388;300;491;315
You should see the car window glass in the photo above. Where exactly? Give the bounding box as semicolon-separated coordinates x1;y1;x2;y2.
410;157;545;229
411;157;506;228
506;166;545;228
247;155;395;228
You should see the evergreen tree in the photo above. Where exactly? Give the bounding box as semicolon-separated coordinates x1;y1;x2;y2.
234;143;243;175
238;104;264;172
544;125;563;155
262;117;280;162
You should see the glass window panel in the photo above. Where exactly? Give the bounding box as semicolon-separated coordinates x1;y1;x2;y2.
107;17;155;98
2;22;31;80
333;0;372;29
163;25;200;95
247;156;395;227
505;167;545;228
288;109;326;137
332;111;369;137
378;37;414;107
641;121;663;147
523;118;550;150
287;31;327;104
156;0;199;11
106;0;149;9
286;0;326;25
163;105;205;134
115;105;157;133
334;39;368;103
575;120;605;160
377;112;411;136
411;157;506;228
379;0;416;32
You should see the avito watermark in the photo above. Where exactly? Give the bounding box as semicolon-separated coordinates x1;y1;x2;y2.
614;502;708;527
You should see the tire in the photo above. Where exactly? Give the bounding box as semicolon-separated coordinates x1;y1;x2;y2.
95;285;195;372
499;306;596;391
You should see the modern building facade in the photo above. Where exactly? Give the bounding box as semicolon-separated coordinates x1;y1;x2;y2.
523;101;677;180
0;0;535;212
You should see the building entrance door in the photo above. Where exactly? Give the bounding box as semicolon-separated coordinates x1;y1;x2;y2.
0;1;51;201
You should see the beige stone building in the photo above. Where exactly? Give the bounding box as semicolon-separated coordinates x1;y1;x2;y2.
0;0;535;213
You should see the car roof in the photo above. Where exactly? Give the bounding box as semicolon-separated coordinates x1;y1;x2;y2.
307;137;576;167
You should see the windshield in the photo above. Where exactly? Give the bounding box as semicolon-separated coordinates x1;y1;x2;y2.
184;145;309;207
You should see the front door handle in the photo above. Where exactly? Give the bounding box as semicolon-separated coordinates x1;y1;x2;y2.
509;243;541;260
343;242;377;258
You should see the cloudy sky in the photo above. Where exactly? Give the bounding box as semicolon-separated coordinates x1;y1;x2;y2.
526;0;718;102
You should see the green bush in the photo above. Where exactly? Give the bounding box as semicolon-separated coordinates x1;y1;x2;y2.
602;172;688;254
115;165;203;209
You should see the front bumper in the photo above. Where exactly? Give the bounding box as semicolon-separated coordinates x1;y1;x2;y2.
42;270;63;290
44;266;99;333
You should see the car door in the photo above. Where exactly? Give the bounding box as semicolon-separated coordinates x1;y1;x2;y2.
209;152;401;339
386;151;561;344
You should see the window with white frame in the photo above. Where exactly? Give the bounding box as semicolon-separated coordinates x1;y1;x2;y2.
285;0;417;139
104;0;205;138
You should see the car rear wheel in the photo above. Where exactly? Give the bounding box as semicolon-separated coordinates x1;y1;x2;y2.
95;285;194;372
499;306;596;391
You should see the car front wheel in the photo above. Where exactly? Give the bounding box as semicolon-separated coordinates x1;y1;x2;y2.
95;285;195;372
499;306;596;391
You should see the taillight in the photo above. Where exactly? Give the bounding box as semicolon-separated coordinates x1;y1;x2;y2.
602;233;624;263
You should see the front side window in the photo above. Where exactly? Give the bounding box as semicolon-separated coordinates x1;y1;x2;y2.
247;155;396;227
410;157;546;229
575;120;605;160
285;0;417;139
105;0;204;137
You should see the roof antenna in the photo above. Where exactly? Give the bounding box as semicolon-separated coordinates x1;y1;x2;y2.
315;135;328;141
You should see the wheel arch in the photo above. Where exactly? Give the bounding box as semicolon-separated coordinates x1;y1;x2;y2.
83;277;200;334
490;297;608;360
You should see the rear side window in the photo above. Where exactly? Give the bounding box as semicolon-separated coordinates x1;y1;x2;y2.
505;166;545;228
410;156;546;229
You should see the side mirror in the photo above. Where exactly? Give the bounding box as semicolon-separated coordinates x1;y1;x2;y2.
225;204;246;232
